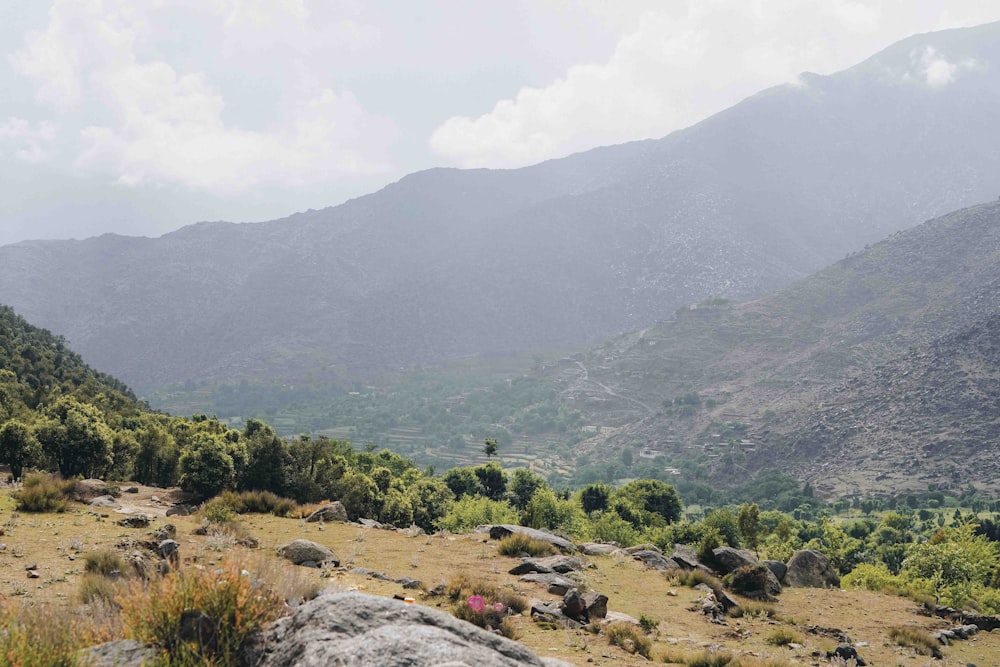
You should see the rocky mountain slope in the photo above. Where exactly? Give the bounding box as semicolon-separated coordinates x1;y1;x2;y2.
1;23;999;397
554;200;1000;498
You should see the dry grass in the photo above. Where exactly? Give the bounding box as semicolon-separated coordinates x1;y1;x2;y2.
496;533;557;557
606;621;651;657
12;473;74;512
888;625;942;657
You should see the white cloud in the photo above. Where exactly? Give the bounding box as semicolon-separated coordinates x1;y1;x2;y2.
8;0;396;194
430;0;1000;168
917;46;979;87
0;118;57;162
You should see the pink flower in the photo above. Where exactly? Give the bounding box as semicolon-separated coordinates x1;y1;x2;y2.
468;595;486;612
494;602;505;612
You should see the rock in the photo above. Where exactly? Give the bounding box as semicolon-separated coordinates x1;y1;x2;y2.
623;543;661;555
166;504;194;517
72;479;108;502
277;539;339;567
117;514;150;529
518;573;577;595
305;502;349;523
481;525;577;552
249;592;562;667
582;591;608;619
763;559;787;582
81;640;157;667
358;518;384;529
670;544;702;569
158;539;180;566
579;542;622;556
179;609;218;653
601;611;641;627
396;577;422;590
631;550;681;571
509;555;584;576
827;644;866;666
784;549;840;588
89;495;119;508
124;487;139;494
724;563;782;601
560;589;587;621
711;547;758;575
27;570;40;579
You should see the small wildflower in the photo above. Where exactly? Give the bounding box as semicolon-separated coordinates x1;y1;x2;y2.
468;595;486;612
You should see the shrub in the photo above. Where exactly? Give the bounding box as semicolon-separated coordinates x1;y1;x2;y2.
12;473;74;512
888;626;941;657
0;604;110;667
606;621;651;658
638;613;659;634
677;569;725;595
84;548;126;577
79;573;120;605
452;596;518;639
496;534;556;557
724;564;776;597
436;495;518;533
764;628;802;646
658;648;734;666
735;600;777;619
212;489;298;517
119;556;287;666
446;574;527;614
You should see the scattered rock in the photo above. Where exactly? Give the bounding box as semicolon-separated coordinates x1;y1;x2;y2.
27;570;40;579
479;525;577;552
396;577;422;590
166;504;193;517
724;563;782;601
582;591;608;619
124;487;139;494
670;544;702;569
305;502;348;523
510;555;585;576
827;644;866;666
561;589;587;621
631;550;681;571
579;542;622;556
601;611;641;627
623;543;661;555
518;573;578;595
158;539;180;567
358;518;385;529
117;514;150;529
89;495;119;509
81;640;157;667
248;592;567;666
784;549;840;588
72;479;109;502
277;539;339;567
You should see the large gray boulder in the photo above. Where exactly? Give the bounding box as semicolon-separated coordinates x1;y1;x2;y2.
479;525;577;552
784;549;840;588
276;539;339;567
249;592;573;667
305;502;348;523
711;547;758;575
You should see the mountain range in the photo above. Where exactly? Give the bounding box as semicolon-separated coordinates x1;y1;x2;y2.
1;22;998;402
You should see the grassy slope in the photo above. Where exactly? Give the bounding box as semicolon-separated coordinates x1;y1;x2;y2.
4;486;998;666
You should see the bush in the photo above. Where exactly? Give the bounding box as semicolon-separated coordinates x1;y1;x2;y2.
888;626;941;657
436;495;519;533
724;564;776;597
79;573;120;605
84;548;126;577
735;600;777;619
606;621;651;658
764;628;801;646
497;534;557;557
119;556;287;666
0;604;110;667
12;473;74;512
208;490;298;517
445;574;527;614
452;598;518;639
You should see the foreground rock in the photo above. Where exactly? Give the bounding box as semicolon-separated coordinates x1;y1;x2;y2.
276;539;339;567
509;555;585;575
478;525;577;552
249;592;572;667
784;549;839;588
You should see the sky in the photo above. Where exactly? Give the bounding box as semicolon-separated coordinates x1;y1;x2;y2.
2;1;999;247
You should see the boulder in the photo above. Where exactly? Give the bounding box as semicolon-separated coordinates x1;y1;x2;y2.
560;589;587;622
81;640;157;667
518;573;578;595
623;543;660;555
631;550;681;571
763;559;787;582
784;549;840;588
166;504;194;517
276;539;339;567
601;611;641;627
711;547;757;575
89;495;119;509
249;592;570;666
724;563;782;601
579;542;623;556
480;525;577;552
359;518;385;529
670;544;703;570
305;502;348;523
116;514;150;529
582;591;608;619
827;644;866;666
509;555;584;576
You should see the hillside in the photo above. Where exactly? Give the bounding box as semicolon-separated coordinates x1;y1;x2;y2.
552;200;1000;498
1;23;999;402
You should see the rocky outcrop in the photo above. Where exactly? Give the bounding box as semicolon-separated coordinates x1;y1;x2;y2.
723;563;782;601
784;549;840;588
249;592;572;667
579;542;623;556
632;550;681;571
480;525;577;552
276;539;339;567
305;502;348;523
508;555;585;576
711;547;757;575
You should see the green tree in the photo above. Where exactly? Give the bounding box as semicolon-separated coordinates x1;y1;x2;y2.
579;483;612;514
178;433;235;498
35;397;114;478
508;468;546;510
738;503;762;558
474;462;507;501
240;419;290;494
134;420;179;487
483;437;498;461
408;478;454;533
443;467;483;498
0;419;41;480
615;479;683;525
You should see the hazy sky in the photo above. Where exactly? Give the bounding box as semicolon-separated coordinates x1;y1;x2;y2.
2;1;999;246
